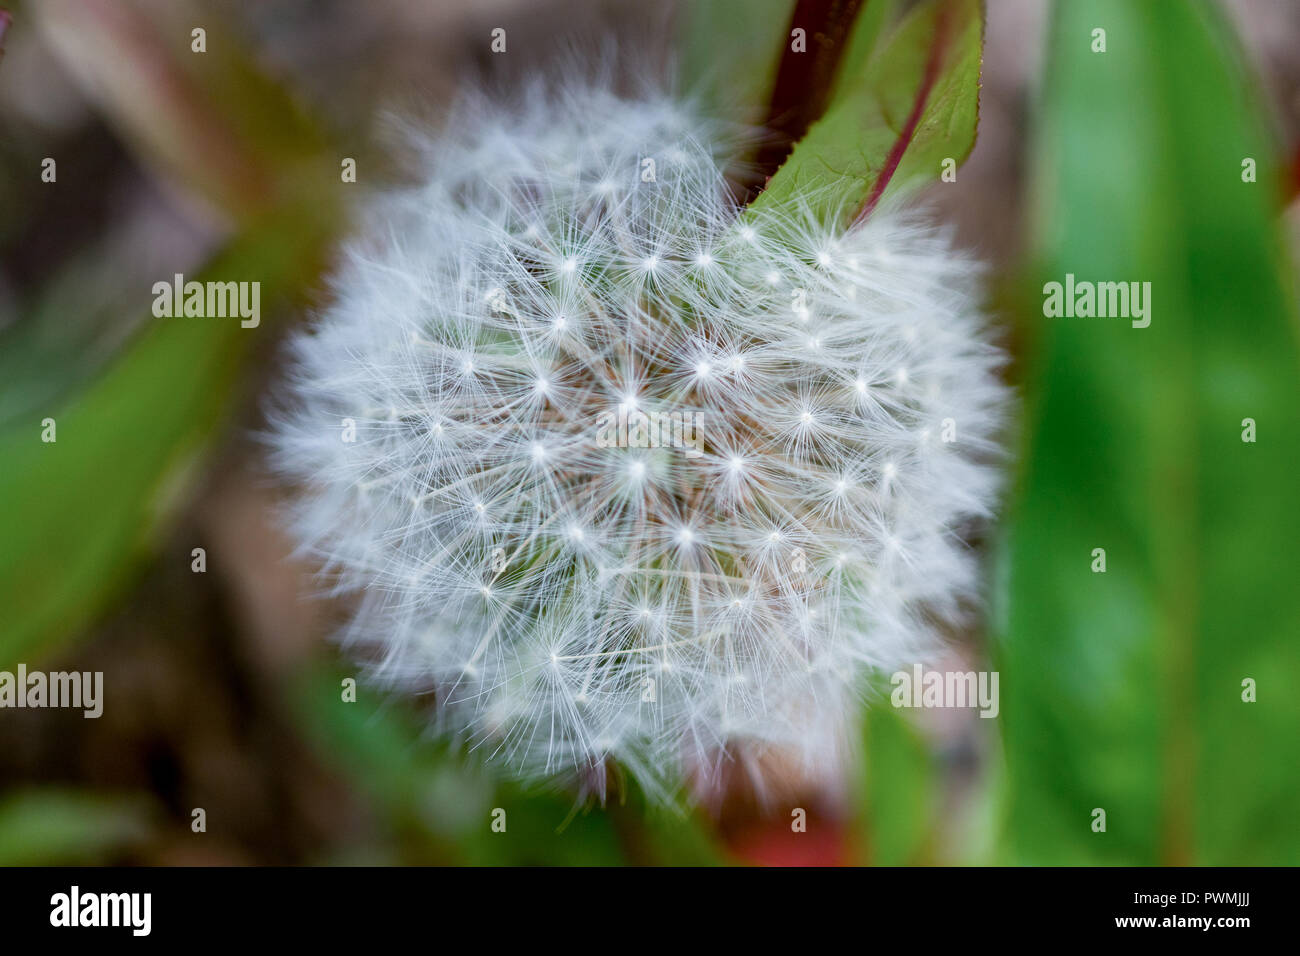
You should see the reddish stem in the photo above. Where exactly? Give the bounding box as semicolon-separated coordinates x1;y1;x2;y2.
744;0;866;201
852;2;954;225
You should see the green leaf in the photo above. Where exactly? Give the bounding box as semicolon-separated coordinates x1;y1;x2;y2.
0;202;335;667
750;0;982;226
0;789;150;865
1;7;341;665
998;0;1300;864
828;0;899;102
856;704;935;865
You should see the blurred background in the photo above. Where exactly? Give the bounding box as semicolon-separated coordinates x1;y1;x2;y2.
1;0;1298;865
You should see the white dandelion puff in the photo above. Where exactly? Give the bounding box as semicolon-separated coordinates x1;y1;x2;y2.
269;79;1008;802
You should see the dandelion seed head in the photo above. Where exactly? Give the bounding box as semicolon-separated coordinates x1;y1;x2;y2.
270;80;1008;802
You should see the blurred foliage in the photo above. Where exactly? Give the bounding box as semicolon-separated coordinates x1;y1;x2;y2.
34;0;329;220
855;705;935;865
997;0;1300;864
0;203;337;666
293;665;727;865
678;0;795;119
0;0;342;666
0;244;159;428
0;789;151;865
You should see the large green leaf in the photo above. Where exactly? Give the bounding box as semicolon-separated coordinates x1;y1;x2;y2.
0;202;335;667
750;0;982;226
998;0;1300;864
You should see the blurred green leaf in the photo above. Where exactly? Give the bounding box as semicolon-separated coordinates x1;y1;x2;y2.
0;789;150;865
998;0;1300;864
0;243;164;429
750;0;982;226
0;201;335;667
857;704;935;865
2;1;341;665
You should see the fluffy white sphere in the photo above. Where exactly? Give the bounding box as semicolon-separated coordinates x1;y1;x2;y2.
271;82;1007;800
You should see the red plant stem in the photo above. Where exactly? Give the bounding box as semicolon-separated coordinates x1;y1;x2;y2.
853;2;954;226
745;0;866;201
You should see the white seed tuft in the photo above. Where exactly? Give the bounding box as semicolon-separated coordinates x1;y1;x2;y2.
269;81;1008;802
